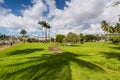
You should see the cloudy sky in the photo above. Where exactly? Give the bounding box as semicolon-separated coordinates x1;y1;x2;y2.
0;0;120;37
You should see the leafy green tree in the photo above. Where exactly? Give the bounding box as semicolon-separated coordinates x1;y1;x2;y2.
84;35;97;42
79;33;84;44
20;29;27;42
66;32;79;44
56;34;65;43
20;29;27;37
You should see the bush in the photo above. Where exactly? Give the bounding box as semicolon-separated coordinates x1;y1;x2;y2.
84;35;98;42
109;35;120;43
50;38;55;42
26;38;36;42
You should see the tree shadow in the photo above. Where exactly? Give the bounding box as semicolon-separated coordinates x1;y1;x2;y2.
101;52;120;60
1;48;44;58
0;52;105;80
109;46;120;50
0;59;3;61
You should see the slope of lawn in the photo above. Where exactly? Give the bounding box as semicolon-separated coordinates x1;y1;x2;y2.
0;42;120;80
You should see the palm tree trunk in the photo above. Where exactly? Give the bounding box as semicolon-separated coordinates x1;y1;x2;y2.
42;27;43;41
45;28;47;41
48;29;50;41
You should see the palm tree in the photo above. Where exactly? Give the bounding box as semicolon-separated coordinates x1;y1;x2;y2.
114;23;120;34
46;23;51;41
38;21;46;41
38;21;51;41
20;29;27;42
108;26;115;37
101;20;109;40
101;20;109;33
38;21;49;41
112;1;120;6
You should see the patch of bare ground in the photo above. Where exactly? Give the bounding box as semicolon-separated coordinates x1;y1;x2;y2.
0;43;20;51
48;45;63;53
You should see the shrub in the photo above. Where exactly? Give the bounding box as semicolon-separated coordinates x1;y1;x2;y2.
26;38;36;42
109;35;120;43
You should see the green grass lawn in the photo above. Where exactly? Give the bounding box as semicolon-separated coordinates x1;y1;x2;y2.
0;42;120;80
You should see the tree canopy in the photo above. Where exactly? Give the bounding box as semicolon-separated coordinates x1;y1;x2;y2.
66;32;79;43
20;29;27;36
55;34;65;43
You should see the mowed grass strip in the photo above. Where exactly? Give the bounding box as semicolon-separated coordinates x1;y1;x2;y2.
0;42;120;80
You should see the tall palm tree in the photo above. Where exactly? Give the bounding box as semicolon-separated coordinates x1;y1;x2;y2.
108;26;115;37
101;20;109;33
101;20;110;40
38;21;46;41
38;21;50;41
46;23;51;41
114;23;120;34
112;1;120;6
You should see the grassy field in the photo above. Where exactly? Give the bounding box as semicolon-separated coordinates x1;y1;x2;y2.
0;42;120;80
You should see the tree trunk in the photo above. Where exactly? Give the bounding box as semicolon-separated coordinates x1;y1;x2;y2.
23;34;25;43
45;28;47;41
48;29;50;41
42;27;44;41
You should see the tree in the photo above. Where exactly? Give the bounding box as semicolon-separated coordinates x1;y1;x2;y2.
114;23;120;34
20;29;27;42
112;1;120;6
56;34;65;43
50;38;55;42
20;29;27;37
46;23;51;41
101;20;109;33
79;33;84;44
66;32;79;44
38;21;46;41
84;35;97;42
38;21;51;41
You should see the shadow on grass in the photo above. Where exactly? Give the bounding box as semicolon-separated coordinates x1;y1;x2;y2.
109;46;120;50
0;48;44;58
0;59;3;61
101;52;120;60
0;52;105;80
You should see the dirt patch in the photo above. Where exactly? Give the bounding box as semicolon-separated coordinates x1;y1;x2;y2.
48;45;63;53
0;46;10;50
0;43;20;51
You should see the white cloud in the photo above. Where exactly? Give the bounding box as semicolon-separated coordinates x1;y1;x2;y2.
0;0;119;36
0;0;47;33
48;0;119;35
0;0;4;4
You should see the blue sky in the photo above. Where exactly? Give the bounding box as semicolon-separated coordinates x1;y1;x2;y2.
0;0;70;36
1;0;33;16
1;0;69;16
0;0;119;36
